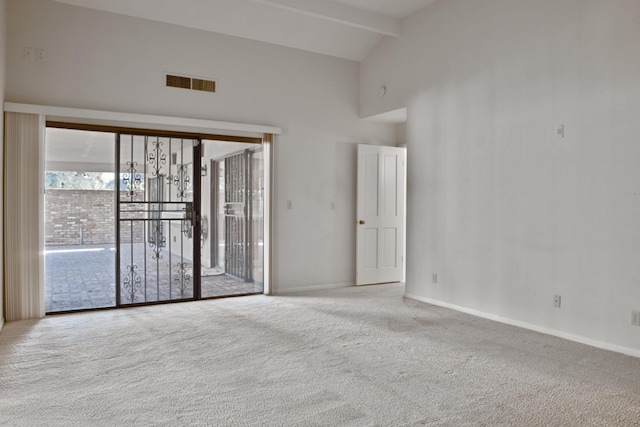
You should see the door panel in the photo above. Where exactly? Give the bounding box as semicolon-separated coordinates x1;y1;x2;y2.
117;135;199;305
383;155;398;216
364;229;378;269
364;152;379;216
382;228;398;268
356;144;406;285
204;144;264;298
44;127;117;313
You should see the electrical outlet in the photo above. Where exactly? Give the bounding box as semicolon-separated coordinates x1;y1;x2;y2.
24;47;33;61
330;200;336;210
632;311;640;326
36;49;45;62
553;295;561;308
556;124;565;139
286;200;293;210
432;273;437;284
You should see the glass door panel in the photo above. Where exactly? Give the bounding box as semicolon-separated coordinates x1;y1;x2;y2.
117;134;199;305
201;141;264;298
44;128;117;312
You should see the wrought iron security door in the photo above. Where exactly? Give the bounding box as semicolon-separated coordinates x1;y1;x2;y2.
212;149;266;283
117;134;201;305
223;152;248;280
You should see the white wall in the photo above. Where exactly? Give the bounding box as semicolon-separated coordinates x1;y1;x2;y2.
5;0;396;293
0;0;6;330
361;0;640;354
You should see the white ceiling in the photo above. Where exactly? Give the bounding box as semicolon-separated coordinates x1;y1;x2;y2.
52;0;439;61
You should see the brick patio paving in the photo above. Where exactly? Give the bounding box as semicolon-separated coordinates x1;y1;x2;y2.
45;244;262;312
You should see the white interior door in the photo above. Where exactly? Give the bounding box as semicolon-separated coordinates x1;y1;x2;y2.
356;144;406;286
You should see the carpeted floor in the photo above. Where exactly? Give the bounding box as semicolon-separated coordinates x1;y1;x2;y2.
1;283;639;426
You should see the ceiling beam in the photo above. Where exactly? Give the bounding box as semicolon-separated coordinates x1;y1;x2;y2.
252;0;401;37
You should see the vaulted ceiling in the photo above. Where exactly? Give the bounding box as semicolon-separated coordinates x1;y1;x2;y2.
52;0;439;61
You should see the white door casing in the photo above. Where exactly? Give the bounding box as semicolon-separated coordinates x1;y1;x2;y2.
356;144;406;286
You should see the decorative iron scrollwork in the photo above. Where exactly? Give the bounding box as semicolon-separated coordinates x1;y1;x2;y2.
122;161;142;196
147;139;167;177
173;164;191;199
122;264;142;303
149;223;166;259
181;219;192;239
174;262;191;298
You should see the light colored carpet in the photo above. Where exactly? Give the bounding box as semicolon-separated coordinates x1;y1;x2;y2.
1;283;639;426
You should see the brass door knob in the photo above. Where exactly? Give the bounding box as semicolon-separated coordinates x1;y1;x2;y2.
358;220;365;225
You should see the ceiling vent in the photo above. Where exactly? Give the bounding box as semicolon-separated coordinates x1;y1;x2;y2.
166;74;216;93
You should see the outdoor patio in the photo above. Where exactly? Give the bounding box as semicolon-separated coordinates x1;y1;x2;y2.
45;244;263;312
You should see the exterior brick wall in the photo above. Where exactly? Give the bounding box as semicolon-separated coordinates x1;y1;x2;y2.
45;189;144;246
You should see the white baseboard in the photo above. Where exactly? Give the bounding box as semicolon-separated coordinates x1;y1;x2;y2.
405;293;640;360
274;282;353;295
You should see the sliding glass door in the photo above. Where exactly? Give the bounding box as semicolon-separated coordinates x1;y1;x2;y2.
45;128;269;313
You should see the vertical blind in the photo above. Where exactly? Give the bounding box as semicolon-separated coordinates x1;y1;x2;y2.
4;112;45;320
